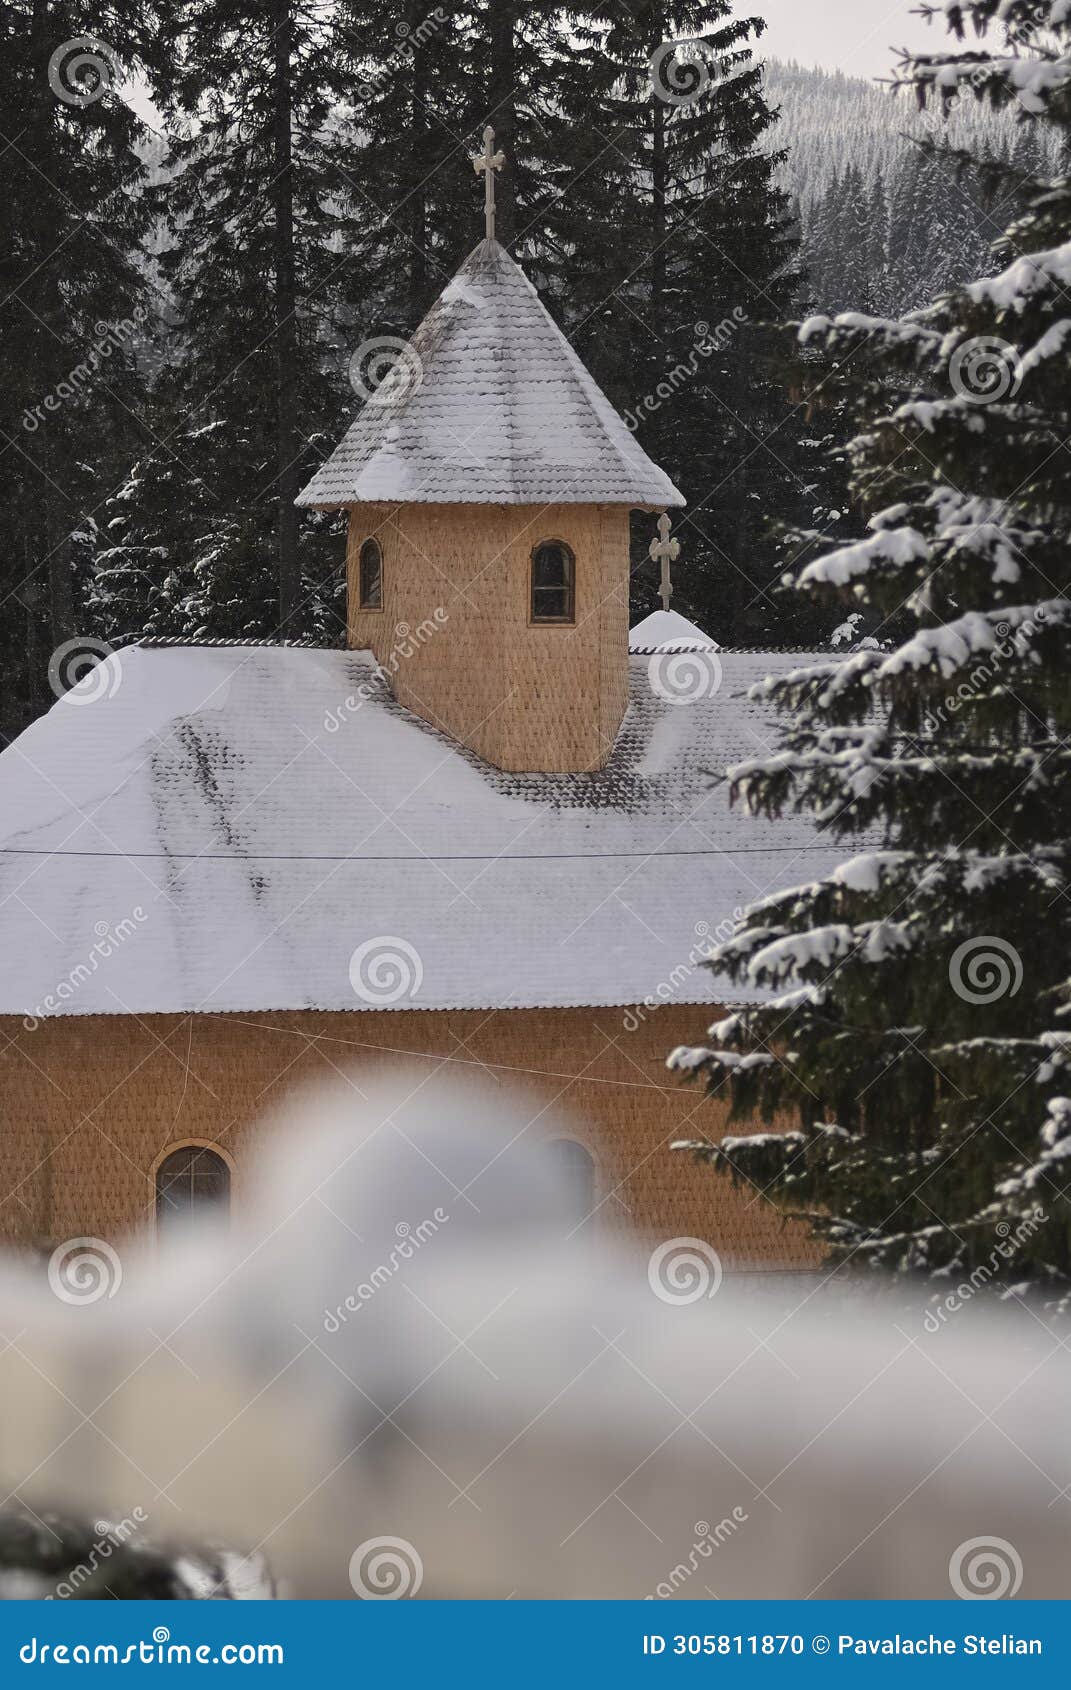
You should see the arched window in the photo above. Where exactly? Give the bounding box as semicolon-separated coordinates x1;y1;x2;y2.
358;537;383;610
156;1146;230;1230
548;1138;595;1225
530;541;575;624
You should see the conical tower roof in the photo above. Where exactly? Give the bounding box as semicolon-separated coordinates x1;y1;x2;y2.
297;239;684;510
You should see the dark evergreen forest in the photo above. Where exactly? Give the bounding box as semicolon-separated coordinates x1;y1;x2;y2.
1;11;1043;739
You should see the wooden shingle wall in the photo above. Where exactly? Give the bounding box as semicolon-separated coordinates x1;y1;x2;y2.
0;1006;822;1272
345;502;631;772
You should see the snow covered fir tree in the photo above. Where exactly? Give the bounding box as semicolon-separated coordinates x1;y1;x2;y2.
674;0;1071;1299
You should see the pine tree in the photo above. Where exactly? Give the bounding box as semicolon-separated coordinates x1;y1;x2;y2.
867;170;890;311
673;1;1071;1297
87;411;346;645
471;2;637;397
885;146;930;311
585;4;803;641
0;1;164;731
137;0;363;641
333;0;473;334
835;163;874;311
804;171;841;308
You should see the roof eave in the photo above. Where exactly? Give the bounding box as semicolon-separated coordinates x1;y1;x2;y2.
295;491;686;511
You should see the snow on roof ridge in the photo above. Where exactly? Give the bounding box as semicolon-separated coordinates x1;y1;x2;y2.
134;635;326;649
628;609;718;653
296;238;685;510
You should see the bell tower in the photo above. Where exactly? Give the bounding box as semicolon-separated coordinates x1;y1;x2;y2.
296;137;683;774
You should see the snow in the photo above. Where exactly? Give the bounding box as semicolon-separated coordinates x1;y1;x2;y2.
761;593;1061;700
0;646;857;1016
628;609;718;653
1018;318;1071;377
0;654;233;841
881;601;1066;681
719;1130;802;1153
746;924;857;982
831;852;911;893
920;50;1071;116
968;239;1071;314
799;526;929;590
799;312;941;352
666;1047;775;1075
886;399;986;435
664;1045;711;1073
297;239;684;510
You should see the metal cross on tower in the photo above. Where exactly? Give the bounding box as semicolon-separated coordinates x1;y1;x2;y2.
471;125;506;242
649;513;680;613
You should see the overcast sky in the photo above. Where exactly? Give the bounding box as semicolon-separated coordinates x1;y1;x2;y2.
751;0;944;81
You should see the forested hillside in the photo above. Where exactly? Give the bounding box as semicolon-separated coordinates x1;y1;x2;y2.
766;58;1063;313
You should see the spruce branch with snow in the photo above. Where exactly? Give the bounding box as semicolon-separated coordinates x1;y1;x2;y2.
674;0;1071;1296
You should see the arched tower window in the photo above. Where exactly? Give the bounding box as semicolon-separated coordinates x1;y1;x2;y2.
156;1146;230;1230
358;537;383;610
548;1138;595;1225
530;541;575;624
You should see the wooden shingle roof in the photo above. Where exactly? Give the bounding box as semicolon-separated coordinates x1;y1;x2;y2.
0;646;860;1017
297;240;685;510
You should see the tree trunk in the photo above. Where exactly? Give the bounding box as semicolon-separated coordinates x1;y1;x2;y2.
47;530;75;654
272;0;300;633
648;39;668;469
487;0;517;244
28;0;75;656
650;74;667;335
406;0;429;322
20;568;45;722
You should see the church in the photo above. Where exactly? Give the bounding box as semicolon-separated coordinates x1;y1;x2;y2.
0;145;841;1271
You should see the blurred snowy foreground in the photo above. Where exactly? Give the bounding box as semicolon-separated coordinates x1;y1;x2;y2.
0;1070;1067;1600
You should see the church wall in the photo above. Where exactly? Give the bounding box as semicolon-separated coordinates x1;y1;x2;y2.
0;1006;822;1276
344;502;631;773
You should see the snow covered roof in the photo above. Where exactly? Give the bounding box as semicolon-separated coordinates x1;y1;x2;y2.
628;610;719;654
0;645;854;1017
297;239;685;510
